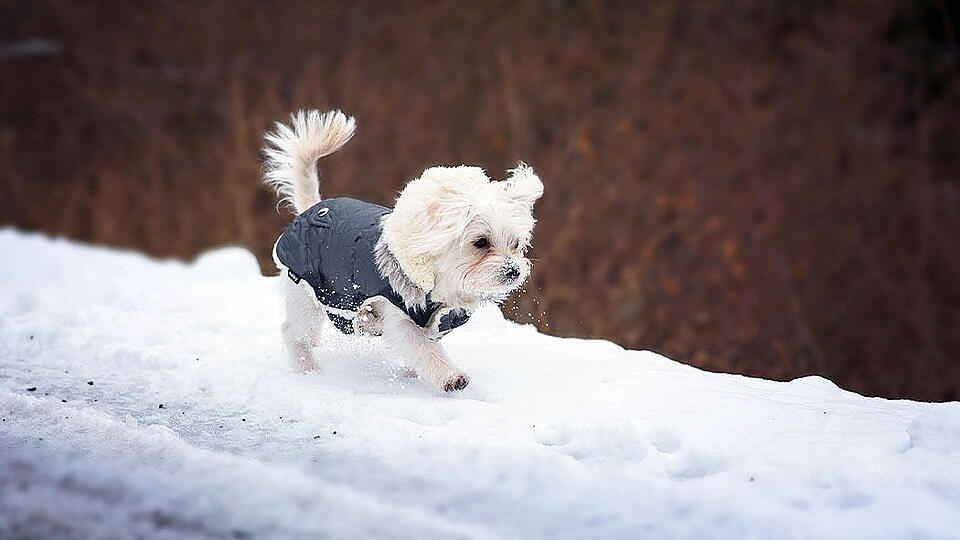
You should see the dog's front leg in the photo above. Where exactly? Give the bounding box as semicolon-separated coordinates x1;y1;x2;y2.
381;305;469;392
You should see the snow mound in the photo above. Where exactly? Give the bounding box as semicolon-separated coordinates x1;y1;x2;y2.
1;229;959;539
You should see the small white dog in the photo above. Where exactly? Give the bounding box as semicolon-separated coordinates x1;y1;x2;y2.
263;110;543;392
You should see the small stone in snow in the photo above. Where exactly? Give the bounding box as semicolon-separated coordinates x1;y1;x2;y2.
332;430;337;435
313;435;321;439
61;399;66;403
158;404;164;409
26;387;36;392
87;381;94;385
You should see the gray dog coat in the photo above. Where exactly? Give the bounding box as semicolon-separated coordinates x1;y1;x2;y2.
274;198;471;339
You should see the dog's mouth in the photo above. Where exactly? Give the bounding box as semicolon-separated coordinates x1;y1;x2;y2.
476;274;527;298
476;290;512;304
460;259;529;301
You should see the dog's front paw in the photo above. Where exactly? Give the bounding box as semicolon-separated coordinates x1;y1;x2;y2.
443;373;470;392
354;301;385;336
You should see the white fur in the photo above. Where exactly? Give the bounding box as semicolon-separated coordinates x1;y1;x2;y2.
279;275;325;373
263;109;356;214
263;109;543;392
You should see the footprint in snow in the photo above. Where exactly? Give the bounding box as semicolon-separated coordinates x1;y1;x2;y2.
535;422;649;464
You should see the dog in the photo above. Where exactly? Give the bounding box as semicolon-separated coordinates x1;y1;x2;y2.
263;110;543;392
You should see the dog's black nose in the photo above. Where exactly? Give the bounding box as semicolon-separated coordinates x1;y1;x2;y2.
503;263;521;282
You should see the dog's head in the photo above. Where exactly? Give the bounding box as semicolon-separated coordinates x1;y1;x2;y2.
381;163;543;305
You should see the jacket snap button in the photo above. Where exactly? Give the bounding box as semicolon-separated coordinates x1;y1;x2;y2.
317;207;329;217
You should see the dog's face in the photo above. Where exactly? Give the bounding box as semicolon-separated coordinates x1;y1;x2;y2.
383;164;543;305
436;195;536;300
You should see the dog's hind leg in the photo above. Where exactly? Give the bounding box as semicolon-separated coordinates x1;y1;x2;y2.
280;276;324;372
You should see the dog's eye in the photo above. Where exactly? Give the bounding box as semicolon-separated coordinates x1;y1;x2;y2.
512;240;520;250
473;237;489;249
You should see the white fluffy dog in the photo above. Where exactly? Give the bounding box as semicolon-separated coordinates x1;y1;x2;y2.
263;110;543;392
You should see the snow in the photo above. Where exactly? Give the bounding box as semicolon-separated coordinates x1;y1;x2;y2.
2;229;959;539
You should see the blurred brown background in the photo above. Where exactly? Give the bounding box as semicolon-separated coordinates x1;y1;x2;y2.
2;1;958;400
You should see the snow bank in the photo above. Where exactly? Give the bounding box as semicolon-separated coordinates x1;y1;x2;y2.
1;229;958;539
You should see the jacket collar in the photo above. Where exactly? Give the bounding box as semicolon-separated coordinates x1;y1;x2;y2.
373;236;429;310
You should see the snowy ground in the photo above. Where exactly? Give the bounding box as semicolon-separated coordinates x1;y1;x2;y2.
1;229;959;539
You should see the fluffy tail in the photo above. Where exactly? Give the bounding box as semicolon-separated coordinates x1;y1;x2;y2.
263;109;356;214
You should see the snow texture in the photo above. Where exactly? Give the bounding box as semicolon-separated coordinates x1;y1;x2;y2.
1;229;959;539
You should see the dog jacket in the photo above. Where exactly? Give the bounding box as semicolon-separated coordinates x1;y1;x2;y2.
274;197;471;339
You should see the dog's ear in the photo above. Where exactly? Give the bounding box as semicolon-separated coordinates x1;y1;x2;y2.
502;162;544;208
419;166;487;234
381;166;489;295
427;185;472;224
